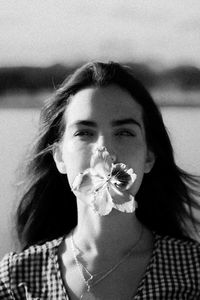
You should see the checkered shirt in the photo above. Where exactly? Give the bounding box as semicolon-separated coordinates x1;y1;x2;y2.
0;232;200;299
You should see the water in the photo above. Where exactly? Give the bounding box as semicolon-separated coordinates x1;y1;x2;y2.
0;107;200;258
162;107;200;174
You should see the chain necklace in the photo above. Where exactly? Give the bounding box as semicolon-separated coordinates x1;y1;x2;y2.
71;226;143;300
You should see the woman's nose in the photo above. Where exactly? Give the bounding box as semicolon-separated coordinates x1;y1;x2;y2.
93;136;117;163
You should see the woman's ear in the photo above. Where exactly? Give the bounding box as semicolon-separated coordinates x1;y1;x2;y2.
144;149;155;174
53;144;67;174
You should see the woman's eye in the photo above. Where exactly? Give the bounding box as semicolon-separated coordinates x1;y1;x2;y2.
74;130;94;137
115;130;135;137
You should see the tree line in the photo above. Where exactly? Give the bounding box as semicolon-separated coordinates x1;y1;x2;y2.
0;62;200;94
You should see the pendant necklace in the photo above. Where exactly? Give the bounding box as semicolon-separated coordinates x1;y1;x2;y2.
71;226;143;300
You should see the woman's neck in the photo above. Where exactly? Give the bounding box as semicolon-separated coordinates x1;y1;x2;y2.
72;201;144;259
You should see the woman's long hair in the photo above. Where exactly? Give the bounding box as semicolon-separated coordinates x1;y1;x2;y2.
16;61;200;249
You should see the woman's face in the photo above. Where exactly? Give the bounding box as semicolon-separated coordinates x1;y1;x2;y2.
54;85;155;196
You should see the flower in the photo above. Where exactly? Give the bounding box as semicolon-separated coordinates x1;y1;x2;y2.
72;147;137;216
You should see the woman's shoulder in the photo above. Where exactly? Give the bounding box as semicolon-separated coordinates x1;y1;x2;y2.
0;236;63;270
140;233;200;298
154;231;200;265
0;236;64;298
156;232;200;249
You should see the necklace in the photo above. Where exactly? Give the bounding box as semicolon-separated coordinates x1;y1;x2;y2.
71;226;143;300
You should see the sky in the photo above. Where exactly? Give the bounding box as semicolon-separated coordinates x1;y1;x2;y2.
0;0;200;68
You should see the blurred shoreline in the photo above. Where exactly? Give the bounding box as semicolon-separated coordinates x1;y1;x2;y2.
0;62;200;108
0;89;200;109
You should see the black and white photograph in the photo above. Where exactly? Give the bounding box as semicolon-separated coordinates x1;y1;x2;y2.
0;1;200;299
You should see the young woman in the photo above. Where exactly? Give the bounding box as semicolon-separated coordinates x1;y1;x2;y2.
0;62;200;299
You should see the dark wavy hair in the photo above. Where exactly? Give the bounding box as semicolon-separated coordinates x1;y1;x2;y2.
16;61;200;249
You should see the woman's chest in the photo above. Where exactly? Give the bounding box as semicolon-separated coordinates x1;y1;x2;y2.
61;252;151;300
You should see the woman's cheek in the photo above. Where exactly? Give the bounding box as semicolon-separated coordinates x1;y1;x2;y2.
129;171;145;197
62;140;92;185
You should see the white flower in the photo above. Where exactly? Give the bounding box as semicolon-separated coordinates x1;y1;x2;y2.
72;148;137;216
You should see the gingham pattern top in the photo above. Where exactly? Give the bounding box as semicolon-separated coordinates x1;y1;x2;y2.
0;232;200;299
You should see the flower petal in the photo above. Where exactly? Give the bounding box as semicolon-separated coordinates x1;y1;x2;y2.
72;169;93;194
111;164;137;191
109;184;132;205
113;194;137;213
90;148;113;177
92;186;114;216
72;169;106;196
125;169;137;190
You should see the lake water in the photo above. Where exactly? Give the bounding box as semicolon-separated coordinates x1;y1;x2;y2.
0;107;200;258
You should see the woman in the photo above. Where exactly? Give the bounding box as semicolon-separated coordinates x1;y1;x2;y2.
0;61;200;299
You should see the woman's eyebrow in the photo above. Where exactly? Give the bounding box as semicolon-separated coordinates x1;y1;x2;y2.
69;119;141;128
71;120;97;127
111;118;142;128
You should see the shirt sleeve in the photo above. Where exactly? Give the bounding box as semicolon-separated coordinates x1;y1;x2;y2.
0;253;15;299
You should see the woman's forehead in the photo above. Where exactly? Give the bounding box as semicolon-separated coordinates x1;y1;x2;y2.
65;85;143;125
